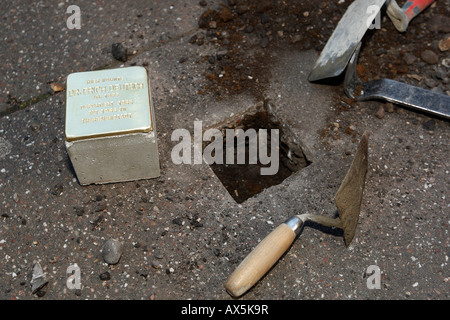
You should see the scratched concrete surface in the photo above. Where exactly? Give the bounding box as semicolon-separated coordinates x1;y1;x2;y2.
0;0;449;302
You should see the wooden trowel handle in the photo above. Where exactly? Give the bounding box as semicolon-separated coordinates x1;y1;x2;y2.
225;217;303;298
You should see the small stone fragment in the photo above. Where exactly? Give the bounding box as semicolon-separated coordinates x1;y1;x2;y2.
385;102;394;113
403;53;416;65
166;267;174;274
291;34;302;44
191;220;203;228
36;290;46;297
236;5;250;15
407;74;422;81
209;20;217;29
99;271;111;281
439;37;450;52
219;7;233;22
375;105;385;119
74;206;85;216
102;239;123;265
198;9;219;28
30;122;41;132
420;50;438;65
172;217;183;226
31;262;48;294
153;250;164;259
111;43;128;62
50;82;65;93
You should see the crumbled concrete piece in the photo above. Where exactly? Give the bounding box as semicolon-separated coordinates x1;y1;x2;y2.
102;239;123;265
31;262;48;294
439;37;450;52
375;105;385;119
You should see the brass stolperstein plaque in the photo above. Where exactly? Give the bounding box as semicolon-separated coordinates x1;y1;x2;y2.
65;66;153;141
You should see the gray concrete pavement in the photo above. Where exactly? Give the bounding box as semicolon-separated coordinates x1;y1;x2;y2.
0;0;449;301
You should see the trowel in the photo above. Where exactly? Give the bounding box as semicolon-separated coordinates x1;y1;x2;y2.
308;0;434;82
226;131;370;298
344;42;450;119
308;0;386;81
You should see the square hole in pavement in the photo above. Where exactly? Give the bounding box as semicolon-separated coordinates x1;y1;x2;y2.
203;103;311;203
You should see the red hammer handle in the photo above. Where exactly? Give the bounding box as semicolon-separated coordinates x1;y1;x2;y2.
403;0;434;22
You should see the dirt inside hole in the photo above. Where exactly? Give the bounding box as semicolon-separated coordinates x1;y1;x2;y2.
203;104;311;203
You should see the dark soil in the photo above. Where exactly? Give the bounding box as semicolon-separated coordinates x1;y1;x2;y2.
196;0;449;99
205;104;311;203
196;0;349;99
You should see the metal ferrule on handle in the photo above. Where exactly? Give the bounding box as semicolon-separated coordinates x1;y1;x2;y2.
284;216;305;236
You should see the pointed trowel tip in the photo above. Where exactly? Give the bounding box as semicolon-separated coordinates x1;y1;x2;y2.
308;67;327;82
308;64;345;83
308;60;330;82
308;71;320;82
335;130;370;247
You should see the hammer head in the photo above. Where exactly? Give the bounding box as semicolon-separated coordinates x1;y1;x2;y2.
334;130;369;246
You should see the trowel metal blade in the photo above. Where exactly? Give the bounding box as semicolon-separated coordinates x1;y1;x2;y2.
359;79;450;119
344;42;450;120
334;131;369;246
308;0;386;82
